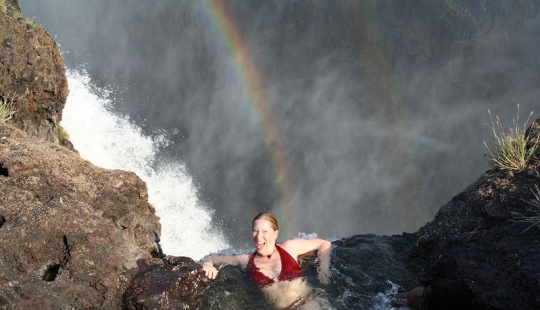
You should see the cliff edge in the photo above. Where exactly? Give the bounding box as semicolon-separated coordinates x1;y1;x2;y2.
407;119;540;309
0;123;161;308
0;0;68;143
1;121;206;309
0;3;206;309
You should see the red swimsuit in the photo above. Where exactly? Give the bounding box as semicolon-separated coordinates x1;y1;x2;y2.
246;244;305;287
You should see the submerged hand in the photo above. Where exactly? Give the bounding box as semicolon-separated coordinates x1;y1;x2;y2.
202;262;218;279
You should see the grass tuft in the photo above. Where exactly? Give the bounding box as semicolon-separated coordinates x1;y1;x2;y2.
43;37;54;47
1;1;40;30
24;17;39;29
0;97;15;123
10;8;21;20
483;104;539;171
512;185;540;232
58;125;70;146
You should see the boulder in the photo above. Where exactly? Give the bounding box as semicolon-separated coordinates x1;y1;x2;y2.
0;123;161;309
408;119;540;309
123;256;206;310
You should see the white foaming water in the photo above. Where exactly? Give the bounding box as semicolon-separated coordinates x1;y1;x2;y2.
373;281;409;310
61;69;229;260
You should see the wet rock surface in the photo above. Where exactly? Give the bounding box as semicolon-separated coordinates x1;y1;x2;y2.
123;256;206;310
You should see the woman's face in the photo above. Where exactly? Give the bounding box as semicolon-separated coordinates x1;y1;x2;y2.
252;218;279;254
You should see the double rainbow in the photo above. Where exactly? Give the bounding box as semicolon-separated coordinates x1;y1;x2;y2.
201;0;296;237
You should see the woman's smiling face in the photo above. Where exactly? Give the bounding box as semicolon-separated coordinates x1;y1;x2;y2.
252;219;279;255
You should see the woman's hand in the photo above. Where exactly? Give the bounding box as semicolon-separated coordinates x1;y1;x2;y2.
199;253;249;280
316;241;332;285
202;261;219;279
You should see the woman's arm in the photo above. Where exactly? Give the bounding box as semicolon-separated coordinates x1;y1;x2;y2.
200;254;249;279
280;238;332;284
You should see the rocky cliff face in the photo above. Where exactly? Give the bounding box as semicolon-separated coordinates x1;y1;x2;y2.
0;123;162;308
0;1;68;143
327;134;540;310
0;121;209;308
0;4;206;310
407;122;540;309
0;1;182;308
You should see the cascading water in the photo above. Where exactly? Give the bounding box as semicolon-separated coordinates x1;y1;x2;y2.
61;69;228;260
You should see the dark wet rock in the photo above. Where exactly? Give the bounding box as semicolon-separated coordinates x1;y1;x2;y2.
406;122;540;310
123;256;206;310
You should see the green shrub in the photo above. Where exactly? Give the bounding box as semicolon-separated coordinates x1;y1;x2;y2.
58;125;70;146
483;105;539;171
512;185;540;232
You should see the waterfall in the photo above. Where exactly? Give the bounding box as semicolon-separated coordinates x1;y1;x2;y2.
22;0;536;250
61;69;228;260
17;1;540;308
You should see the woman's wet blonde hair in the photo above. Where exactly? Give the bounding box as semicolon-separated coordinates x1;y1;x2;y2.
252;211;279;231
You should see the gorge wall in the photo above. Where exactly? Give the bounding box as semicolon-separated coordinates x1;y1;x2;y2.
0;0;67;144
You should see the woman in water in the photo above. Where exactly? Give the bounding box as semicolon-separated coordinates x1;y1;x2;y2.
201;211;332;309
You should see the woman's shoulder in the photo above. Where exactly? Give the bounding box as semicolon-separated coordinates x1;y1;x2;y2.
278;239;297;251
279;238;330;258
278;239;307;258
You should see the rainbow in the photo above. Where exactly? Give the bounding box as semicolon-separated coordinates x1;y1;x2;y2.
200;1;419;236
201;0;296;237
